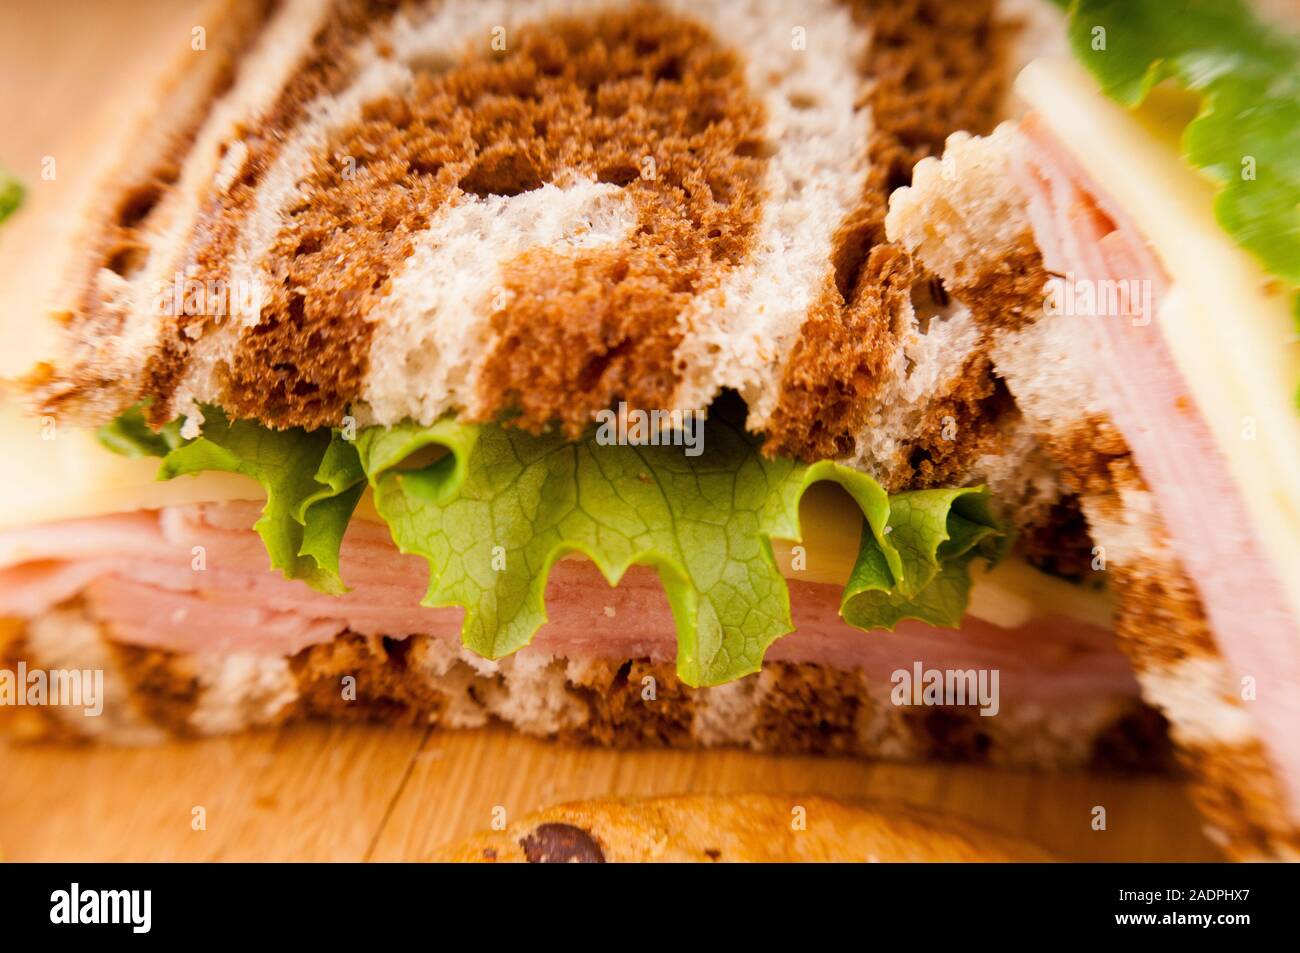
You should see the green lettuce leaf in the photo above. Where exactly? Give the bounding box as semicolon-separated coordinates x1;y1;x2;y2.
347;415;1003;687
99;406;1003;686
842;489;1002;630
101;405;361;595
97;403;184;458
293;435;367;579
0;170;22;225
1055;0;1300;288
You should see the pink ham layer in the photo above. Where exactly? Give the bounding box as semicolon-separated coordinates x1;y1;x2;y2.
0;500;1138;705
1016;113;1300;810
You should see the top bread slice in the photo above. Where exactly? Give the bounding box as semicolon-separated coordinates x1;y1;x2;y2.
25;0;1066;500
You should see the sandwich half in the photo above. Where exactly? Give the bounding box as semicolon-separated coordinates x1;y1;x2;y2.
883;2;1300;858
0;0;1164;771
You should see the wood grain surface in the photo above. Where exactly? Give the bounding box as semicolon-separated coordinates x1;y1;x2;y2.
0;724;1220;862
0;0;1222;862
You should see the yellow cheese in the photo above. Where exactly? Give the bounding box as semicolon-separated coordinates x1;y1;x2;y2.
0;401;263;530
1017;58;1300;628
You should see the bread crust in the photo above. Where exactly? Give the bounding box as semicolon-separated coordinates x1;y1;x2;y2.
28;0;283;421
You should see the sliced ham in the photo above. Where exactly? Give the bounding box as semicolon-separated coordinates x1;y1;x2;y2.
0;500;1139;706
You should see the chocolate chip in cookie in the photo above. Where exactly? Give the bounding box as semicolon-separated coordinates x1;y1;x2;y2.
519;823;606;863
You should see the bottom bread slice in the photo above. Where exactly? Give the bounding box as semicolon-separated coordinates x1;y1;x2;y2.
2;607;1170;771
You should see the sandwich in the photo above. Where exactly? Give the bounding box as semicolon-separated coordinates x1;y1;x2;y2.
434;793;1054;862
0;0;1294;860
3;0;1152;765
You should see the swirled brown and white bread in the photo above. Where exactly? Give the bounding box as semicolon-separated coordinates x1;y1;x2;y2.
25;0;1071;497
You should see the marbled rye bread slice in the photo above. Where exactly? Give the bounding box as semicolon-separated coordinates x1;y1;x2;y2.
28;0;1064;499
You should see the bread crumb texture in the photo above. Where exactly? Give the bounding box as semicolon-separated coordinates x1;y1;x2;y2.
233;4;768;431
764;0;1014;469
57;1;772;431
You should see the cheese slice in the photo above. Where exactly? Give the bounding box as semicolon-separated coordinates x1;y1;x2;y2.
0;399;264;528
1017;58;1300;629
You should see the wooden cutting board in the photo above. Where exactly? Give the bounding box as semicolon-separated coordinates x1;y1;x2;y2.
0;0;1221;862
0;724;1219;862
